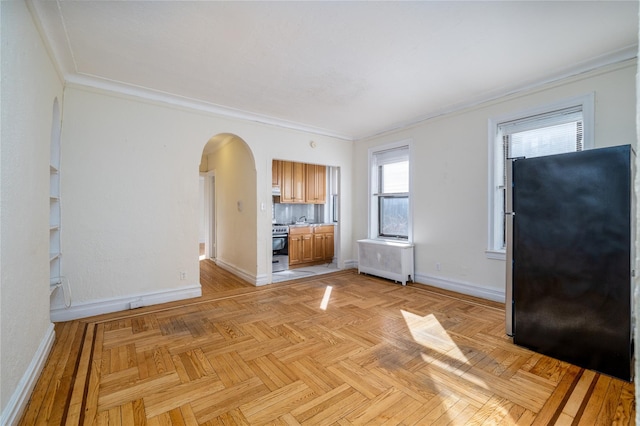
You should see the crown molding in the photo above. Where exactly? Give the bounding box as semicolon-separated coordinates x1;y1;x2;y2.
354;45;638;141
60;46;638;144
64;73;354;142
29;0;636;144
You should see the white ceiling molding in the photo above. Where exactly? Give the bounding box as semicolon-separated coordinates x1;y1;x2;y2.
361;45;638;141
64;74;354;141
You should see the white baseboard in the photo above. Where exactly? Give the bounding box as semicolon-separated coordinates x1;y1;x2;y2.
1;323;55;426
50;284;202;322
214;258;260;286
414;272;505;303
343;259;358;269
256;273;269;286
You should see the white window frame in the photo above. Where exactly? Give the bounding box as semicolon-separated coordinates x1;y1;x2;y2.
486;93;594;260
368;139;413;243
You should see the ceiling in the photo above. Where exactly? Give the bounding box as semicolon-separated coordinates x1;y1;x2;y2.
30;1;638;141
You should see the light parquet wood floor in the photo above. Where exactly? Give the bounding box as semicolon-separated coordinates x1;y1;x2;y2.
20;260;635;425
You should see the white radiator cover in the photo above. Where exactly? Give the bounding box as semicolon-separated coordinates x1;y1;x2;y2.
357;239;414;285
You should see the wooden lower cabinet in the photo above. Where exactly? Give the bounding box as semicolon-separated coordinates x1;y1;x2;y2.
289;227;313;266
289;225;334;269
313;226;334;261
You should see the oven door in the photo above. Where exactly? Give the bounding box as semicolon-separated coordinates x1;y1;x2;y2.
272;234;288;254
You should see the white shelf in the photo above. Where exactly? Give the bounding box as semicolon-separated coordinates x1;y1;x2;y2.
50;107;62;299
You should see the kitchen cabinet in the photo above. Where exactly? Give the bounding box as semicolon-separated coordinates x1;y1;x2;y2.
289;234;301;265
305;164;326;204
313;225;334;261
289;226;313;266
272;160;281;188
289;225;334;269
274;160;326;204
280;161;306;203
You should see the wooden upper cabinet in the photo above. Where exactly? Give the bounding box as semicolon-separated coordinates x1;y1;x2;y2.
280;161;305;203
305;164;326;204
272;160;281;188
276;160;325;204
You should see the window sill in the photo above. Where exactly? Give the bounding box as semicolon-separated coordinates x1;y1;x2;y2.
485;250;506;261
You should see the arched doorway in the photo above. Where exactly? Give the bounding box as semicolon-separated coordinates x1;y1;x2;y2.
199;133;258;282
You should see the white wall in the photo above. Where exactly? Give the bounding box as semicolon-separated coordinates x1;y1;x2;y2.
55;84;353;315
353;60;637;301
0;0;63;420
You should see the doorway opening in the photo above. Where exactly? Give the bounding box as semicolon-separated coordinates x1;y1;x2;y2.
271;161;341;282
199;133;257;283
199;173;216;261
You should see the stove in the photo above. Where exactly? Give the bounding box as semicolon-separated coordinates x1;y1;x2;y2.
272;224;289;235
272;224;289;272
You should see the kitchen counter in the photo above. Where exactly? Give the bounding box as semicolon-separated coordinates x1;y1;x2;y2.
288;222;335;228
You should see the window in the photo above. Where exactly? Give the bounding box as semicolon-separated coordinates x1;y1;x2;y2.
488;94;594;257
370;142;411;241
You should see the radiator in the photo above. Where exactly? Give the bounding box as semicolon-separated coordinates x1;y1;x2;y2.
357;239;414;285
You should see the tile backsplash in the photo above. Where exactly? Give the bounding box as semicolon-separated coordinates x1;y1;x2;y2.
273;201;325;224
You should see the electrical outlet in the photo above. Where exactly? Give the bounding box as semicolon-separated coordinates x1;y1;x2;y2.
436;263;441;271
180;271;187;280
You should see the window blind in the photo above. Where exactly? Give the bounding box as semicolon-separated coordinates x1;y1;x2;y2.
373;145;409;166
500;107;583;160
499;107;582;135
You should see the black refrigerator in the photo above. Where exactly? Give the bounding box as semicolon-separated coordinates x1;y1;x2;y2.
505;144;634;381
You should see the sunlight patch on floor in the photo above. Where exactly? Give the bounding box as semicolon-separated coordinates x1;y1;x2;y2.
320;286;333;310
403;311;491;387
402;311;460;354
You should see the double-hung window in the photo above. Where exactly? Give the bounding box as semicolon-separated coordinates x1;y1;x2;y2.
488;94;594;257
370;142;411;241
